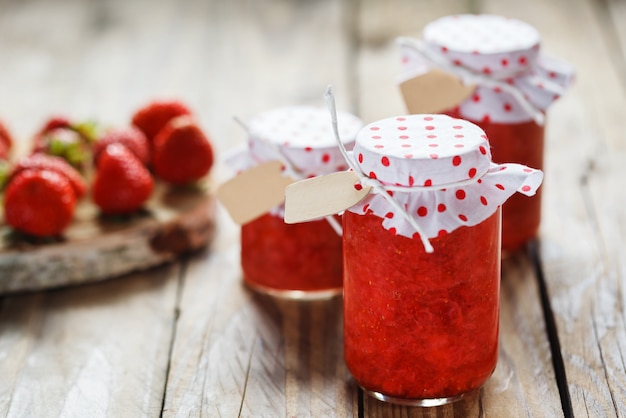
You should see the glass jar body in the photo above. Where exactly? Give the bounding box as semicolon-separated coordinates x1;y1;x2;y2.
241;213;342;299
446;110;544;252
342;208;501;406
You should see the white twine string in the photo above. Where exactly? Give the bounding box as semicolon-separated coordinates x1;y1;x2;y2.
324;85;435;253
233;116;343;236
396;37;553;126
355;164;489;193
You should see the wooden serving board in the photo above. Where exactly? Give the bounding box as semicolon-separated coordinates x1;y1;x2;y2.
0;181;217;294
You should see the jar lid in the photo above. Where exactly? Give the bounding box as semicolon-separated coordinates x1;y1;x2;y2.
398;14;574;124
354;114;491;188
423;14;541;77
248;106;363;177
348;114;543;240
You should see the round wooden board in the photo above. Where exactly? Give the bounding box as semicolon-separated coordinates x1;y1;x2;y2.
0;181;217;294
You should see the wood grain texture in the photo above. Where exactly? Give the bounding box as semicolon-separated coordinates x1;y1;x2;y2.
483;0;626;415
0;265;180;417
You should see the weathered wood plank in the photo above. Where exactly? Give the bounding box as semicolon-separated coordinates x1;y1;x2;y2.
161;0;358;416
483;0;626;415
0;266;179;417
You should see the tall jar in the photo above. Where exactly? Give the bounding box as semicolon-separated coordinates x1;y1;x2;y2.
399;14;573;252
342;114;542;405
239;106;363;299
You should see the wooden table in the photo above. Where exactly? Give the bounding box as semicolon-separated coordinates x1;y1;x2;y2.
1;0;625;416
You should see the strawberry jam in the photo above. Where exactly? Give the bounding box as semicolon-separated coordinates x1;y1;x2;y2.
234;106;363;299
447;109;544;252
342;208;501;404
241;213;342;298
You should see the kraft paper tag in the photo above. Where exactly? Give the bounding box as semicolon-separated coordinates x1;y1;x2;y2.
400;68;475;114
217;161;295;224
284;171;371;223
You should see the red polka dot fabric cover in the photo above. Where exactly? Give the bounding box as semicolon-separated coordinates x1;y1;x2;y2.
246;106;362;177
228;106;363;216
400;14;575;123
347;114;543;239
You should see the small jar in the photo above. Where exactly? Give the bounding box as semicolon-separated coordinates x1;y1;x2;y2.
342;114;542;405
239;106;363;299
400;14;573;252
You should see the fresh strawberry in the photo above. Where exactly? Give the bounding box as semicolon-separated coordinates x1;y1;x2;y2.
4;169;77;237
93;127;150;166
152;116;214;185
131;99;192;143
37;115;72;134
9;154;87;198
32;116;98;169
0;119;13;160
0;140;9;162
32;115;73;152
92;143;154;215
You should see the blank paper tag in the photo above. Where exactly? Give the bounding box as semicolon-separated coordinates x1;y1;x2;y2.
399;68;475;114
216;161;294;224
284;171;371;223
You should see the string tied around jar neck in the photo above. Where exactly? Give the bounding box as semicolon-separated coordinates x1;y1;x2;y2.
325;85;450;253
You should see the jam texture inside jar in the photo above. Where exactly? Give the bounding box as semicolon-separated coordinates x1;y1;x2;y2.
241;214;342;295
236;106;363;298
343;208;501;401
339;113;542;405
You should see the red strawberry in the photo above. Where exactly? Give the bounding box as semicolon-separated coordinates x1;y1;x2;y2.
31;116;98;169
9;154;87;198
4;169;77;237
37;115;72;134
0;119;13;160
93;127;150;166
131;99;192;143
152;116;214;185
32;116;73;153
92;143;154;215
0;141;9;162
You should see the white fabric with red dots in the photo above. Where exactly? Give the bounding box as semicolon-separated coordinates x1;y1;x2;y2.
346;114;543;239
244;106;362;178
227;106;363;217
399;14;575;123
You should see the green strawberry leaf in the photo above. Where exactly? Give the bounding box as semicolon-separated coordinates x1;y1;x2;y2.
0;159;10;190
71;120;100;143
47;135;90;169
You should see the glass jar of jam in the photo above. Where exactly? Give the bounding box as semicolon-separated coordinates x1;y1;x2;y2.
342;114;542;405
399;14;574;253
239;106;363;299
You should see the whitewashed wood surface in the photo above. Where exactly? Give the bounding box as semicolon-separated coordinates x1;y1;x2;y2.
0;0;624;417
